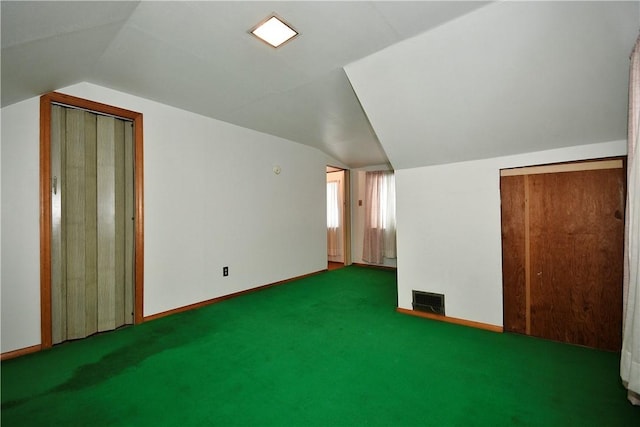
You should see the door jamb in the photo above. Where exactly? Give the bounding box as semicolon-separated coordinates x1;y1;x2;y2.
40;92;144;349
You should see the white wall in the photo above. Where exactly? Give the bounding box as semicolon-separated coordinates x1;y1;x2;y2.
1;83;329;353
345;1;637;170
350;164;396;268
1;98;42;352
396;140;627;327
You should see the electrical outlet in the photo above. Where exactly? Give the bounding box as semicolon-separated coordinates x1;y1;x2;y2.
223;266;229;277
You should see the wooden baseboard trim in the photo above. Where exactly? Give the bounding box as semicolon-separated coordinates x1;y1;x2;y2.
1;344;42;361
396;308;503;333
351;262;397;271
144;269;328;322
2;270;328;360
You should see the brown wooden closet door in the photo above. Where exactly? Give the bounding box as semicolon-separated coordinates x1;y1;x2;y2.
500;175;527;335
501;163;625;351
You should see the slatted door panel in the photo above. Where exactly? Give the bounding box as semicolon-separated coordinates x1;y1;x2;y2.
124;122;135;324
50;105;67;344
51;106;134;344
97;116;118;331
65;108;98;339
96;116;135;331
501;161;625;351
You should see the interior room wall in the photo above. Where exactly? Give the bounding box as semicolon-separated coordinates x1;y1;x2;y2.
1;97;42;353
1;82;329;354
396;140;627;327
344;1;637;171
351;164;396;268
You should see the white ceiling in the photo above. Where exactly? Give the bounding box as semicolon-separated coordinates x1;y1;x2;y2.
346;1;640;169
1;0;489;168
2;1;637;169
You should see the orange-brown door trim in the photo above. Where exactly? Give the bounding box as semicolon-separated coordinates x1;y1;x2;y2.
40;91;144;349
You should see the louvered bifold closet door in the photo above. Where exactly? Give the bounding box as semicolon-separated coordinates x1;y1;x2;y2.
51;105;134;344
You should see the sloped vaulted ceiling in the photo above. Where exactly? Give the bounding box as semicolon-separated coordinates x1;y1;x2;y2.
2;2;637;169
345;1;640;170
1;0;490;169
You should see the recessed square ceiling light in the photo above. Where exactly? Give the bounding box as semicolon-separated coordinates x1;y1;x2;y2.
251;15;298;48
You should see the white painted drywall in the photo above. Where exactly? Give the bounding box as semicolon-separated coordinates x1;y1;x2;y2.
345;1;638;170
0;83;329;353
396;140;627;327
1;97;42;352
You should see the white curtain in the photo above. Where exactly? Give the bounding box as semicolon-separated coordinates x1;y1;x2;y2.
383;173;397;258
362;171;396;264
327;180;343;260
621;34;640;406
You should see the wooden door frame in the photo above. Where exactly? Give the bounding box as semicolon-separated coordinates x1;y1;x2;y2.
40;92;144;349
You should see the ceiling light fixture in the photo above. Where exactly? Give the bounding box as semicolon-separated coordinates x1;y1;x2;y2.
250;15;298;48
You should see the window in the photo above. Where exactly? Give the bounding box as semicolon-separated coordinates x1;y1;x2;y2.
362;171;396;264
327;179;343;259
327;181;340;228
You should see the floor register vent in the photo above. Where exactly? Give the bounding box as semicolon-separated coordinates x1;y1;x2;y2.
412;291;445;315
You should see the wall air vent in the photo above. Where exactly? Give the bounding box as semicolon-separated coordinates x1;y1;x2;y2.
412;290;445;315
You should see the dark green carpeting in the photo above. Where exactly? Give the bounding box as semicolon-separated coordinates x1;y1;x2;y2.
2;266;638;426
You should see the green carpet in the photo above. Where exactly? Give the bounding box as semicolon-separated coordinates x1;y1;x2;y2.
2;266;638;426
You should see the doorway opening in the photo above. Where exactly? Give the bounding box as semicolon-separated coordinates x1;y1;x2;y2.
326;166;350;270
40;92;144;349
